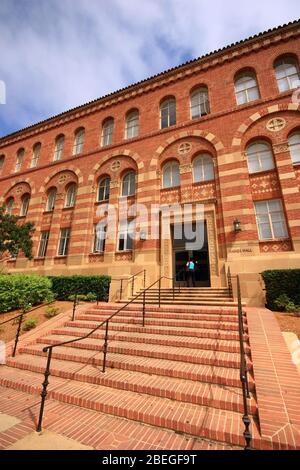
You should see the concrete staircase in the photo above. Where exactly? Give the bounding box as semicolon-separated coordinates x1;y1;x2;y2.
129;287;236;307
0;303;264;449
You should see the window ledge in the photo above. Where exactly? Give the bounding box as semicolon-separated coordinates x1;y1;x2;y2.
249;168;276;177
259;238;290;243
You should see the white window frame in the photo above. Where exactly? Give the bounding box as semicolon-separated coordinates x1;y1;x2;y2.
47;188;57;212
73;128;85;156
118;220;134;252
15;149;24;172
246;141;275;174
275;57;300;92
101;119;114;147
193;155;215;183
38;231;49;258
98;177;110;202
93;223;107;253
31;143;41;168
288;132;300;165
58;228;71;256
54;135;65;161
162;161;180;189
122;172;136;197
65;184;77;208
125;111;139;139
20;194;30;217
160;98;176;129
190;88;210;119
235;73;260;105
254;199;288;241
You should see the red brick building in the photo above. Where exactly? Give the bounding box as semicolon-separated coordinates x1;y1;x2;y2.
1;20;300;305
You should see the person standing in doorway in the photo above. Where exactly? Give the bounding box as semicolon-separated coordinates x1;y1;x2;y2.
185;258;197;287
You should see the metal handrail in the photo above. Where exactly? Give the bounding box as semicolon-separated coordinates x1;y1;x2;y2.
0;300;55;357
227;267;233;299
111;269;146;300
236;275;252;450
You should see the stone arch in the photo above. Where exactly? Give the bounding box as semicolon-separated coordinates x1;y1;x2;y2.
231;103;300;147
150;130;225;168
88;149;142;183
39;167;82;193
3;180;34;199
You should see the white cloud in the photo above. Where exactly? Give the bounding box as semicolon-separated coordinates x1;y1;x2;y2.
0;0;299;135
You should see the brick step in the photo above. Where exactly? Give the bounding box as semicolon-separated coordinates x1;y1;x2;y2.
129;300;238;307
6;354;257;415
0;366;261;448
95;304;238;314
64;320;244;341
75;314;244;331
47;326;250;354
28;337;252;369
13;343;256;388
135;292;232;298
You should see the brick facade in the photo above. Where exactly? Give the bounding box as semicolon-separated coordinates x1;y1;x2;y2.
1;20;300;305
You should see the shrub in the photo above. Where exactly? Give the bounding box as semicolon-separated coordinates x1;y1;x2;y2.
23;319;37;331
274;294;291;312
0;274;53;314
86;292;97;302
44;306;60;318
262;270;300;311
48;275;111;302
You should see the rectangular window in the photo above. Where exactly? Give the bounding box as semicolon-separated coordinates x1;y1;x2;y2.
93;224;106;253
255;200;288;241
58;228;71;256
118;221;134;251
38;231;49;258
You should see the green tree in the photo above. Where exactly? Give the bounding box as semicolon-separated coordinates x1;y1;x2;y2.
0;205;35;261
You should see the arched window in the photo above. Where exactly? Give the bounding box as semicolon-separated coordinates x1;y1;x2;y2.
122;171;136;196
0;154;4;174
101;118;114;147
190;87;210;119
288;132;300;165
246;141;274;174
6;197;14;215
98;177;110;202
234;72;260;105
46;188;57;211
162;160;180;189
125;110;139;139
31;143;41;168
20;194;30;217
54;135;65;161
15;148;24;172
73;128;85;156
274;56;300;92
65;183;77;208
193;154;215;183
160;98;176;129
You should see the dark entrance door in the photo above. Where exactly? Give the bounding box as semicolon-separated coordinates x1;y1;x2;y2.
172;222;210;287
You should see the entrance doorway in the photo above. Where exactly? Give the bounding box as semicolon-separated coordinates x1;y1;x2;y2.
172;222;210;287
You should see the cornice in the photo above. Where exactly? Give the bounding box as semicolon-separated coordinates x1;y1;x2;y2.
0;20;299;148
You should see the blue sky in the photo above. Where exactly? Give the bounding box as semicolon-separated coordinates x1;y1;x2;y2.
0;0;299;137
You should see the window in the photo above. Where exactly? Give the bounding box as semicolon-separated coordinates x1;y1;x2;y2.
118;221;134;251
6;197;14;215
190;88;210;118
125;110;139;139
73;128;85;156
54;135;65;161
93;223;106;253
274;56;300;92
31;143;41;168
288;132;300;165
255;199;288;241
47;188;57;211
193;154;215;183
246;141;274;174
20;194;30;217
98;177;110;202
235;72;260;105
38;231;49;258
65;183;77;208
0;155;5;174
101;118;114;147
162;161;180;189
58;228;71;256
122;171;136;196
160;98;176;129
15;148;24;172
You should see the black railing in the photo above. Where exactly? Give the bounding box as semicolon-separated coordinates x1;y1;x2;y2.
112;270;146;301
0;301;55;357
227;267;233;299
